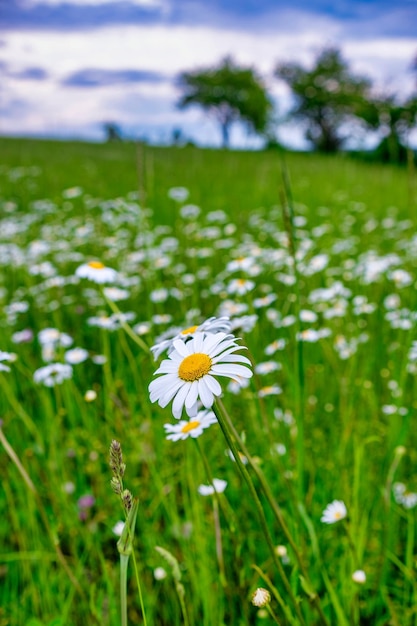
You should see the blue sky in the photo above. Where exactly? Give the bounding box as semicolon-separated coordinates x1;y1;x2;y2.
2;0;417;148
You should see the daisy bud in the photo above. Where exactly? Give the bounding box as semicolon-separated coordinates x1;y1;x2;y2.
352;570;366;584
84;389;97;402
251;587;271;608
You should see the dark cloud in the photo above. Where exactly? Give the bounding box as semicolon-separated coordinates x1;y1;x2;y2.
62;67;166;87
0;60;49;80
2;0;417;38
1;0;165;31
12;66;49;79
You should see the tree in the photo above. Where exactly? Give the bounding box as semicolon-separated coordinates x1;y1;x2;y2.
275;47;373;152
363;94;417;162
177;57;273;148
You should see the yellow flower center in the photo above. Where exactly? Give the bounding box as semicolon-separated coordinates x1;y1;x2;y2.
180;325;198;335
88;261;105;269
178;353;212;381
334;511;342;519
181;420;200;433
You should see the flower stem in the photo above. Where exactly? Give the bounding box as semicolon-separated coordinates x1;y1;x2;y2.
212;402;305;626
103;294;150;353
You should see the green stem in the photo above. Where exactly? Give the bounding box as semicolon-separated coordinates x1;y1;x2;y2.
120;554;129;626
104;294;150;353
130;548;148;626
194;439;227;586
212;402;305;626
280;159;305;502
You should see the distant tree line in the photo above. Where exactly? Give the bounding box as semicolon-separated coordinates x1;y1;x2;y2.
176;48;417;161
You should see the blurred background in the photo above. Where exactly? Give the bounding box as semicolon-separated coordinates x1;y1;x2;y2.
2;0;417;155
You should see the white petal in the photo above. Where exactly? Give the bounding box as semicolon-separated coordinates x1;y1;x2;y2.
213;354;251;365
154;360;178;374
203;374;222;396
185;401;198;417
198;378;214;408
211;364;253;378
172;339;191;357
172;383;191;418
185;380;199;409
192;332;205;352
160;379;184;406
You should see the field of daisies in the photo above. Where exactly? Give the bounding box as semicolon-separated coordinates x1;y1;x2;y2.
0;137;416;626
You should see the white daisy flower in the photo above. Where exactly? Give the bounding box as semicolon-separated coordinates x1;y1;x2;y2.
38;328;73;347
258;385;282;397
197;478;228;496
0;351;17;372
65;347;89;364
150;316;232;360
33;363;73;387
103;286;130;301
227;278;255;296
168;186;189;202
321;500;347;524
149;332;252;418
164;409;217;441
75;261;118;284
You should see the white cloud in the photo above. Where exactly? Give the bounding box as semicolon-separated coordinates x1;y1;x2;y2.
2;19;417;146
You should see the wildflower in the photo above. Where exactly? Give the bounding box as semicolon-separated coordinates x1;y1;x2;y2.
321;500;347;524
33;363;73;387
352;570;366;584
11;329;34;344
112;521;125;537
180;204;200;219
255;361;281;375
393;482;417;509
227;278;255;296
227;376;251;394
258;385;282;397
77;493;95;521
197;478;227;496
264;339;286;355
62;481;75;494
149;331;252;418
75;261;118;284
150;316;231;360
251;588;271;608
0;351;17;372
63;186;83;199
227;256;256;272
253;293;277;308
103;287;130;301
164;409;217;441
65;347;89;364
168;186;189;202
38;328;73;348
153;566;167;580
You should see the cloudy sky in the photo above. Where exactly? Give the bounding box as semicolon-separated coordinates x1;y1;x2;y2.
2;0;417;148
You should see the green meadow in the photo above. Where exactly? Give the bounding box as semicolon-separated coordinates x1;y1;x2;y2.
0;136;416;626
